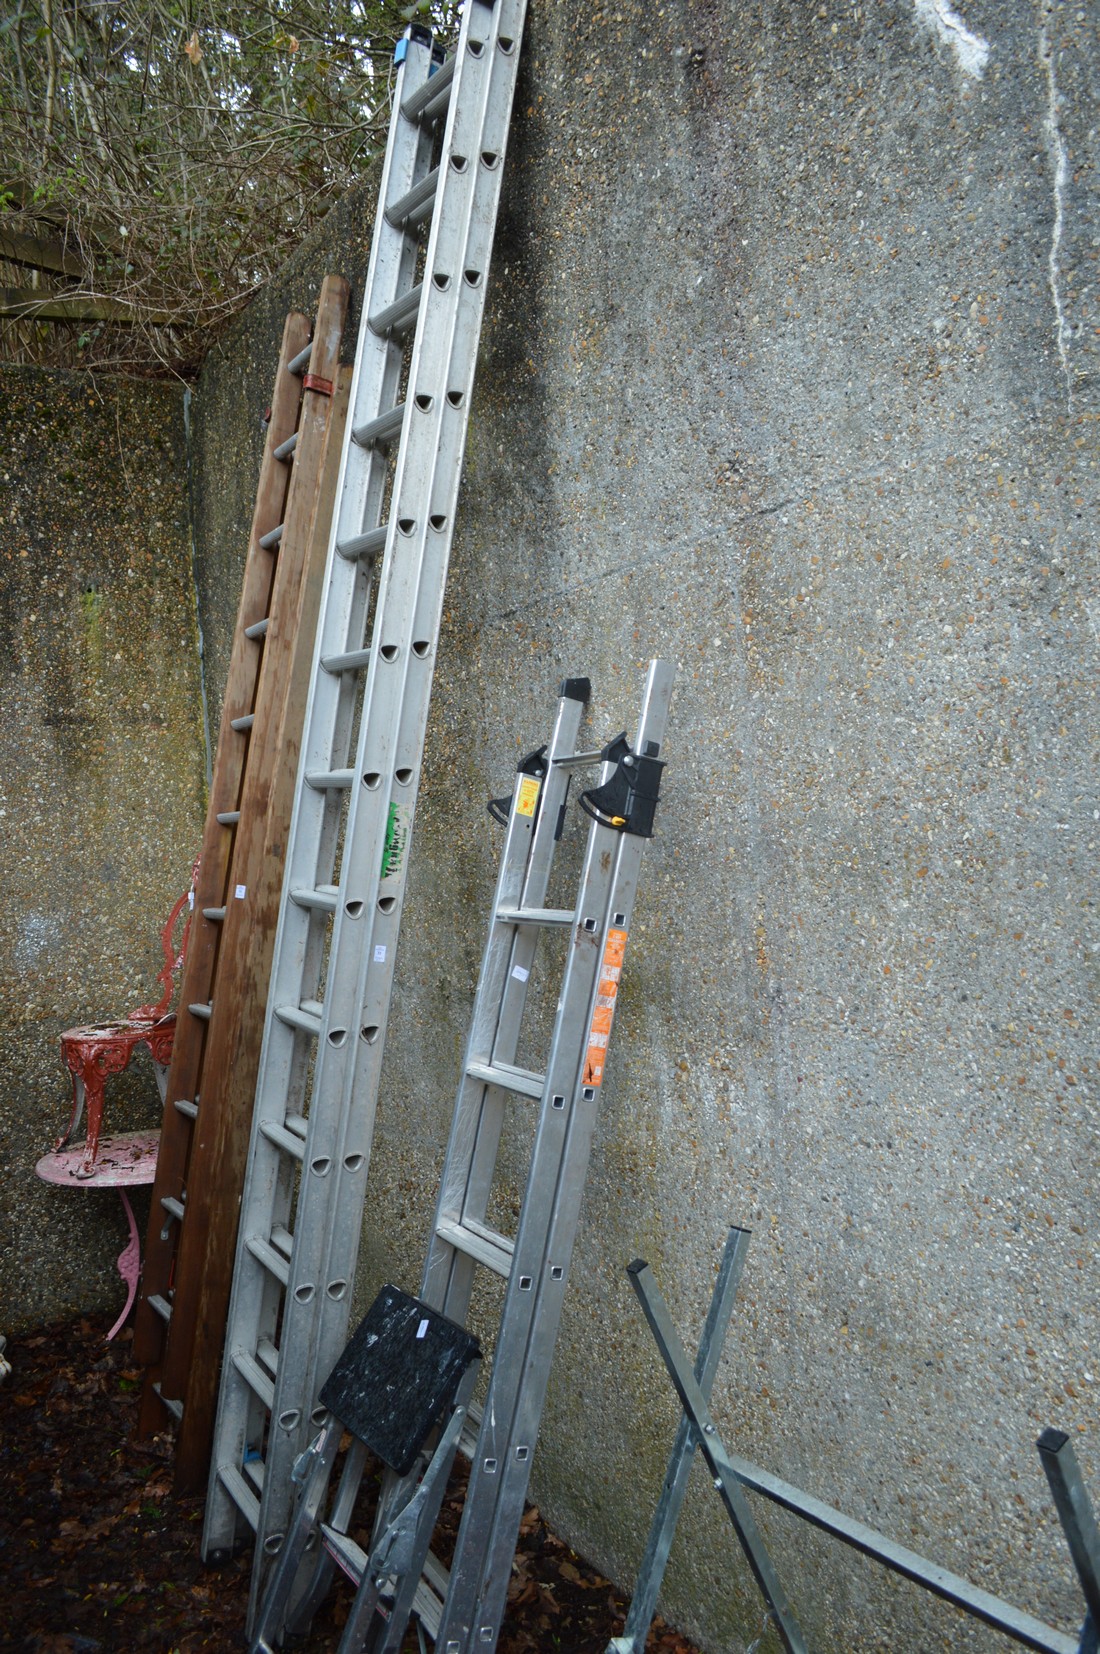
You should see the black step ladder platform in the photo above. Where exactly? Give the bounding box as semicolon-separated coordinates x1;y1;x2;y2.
250;664;675;1654
202;0;529;1610
251;1285;481;1654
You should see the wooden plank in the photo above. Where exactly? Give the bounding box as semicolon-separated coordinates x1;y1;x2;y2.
162;285;351;1492
133;309;311;1412
0;227;84;277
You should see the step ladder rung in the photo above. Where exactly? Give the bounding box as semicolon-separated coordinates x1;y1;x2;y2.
202;906;226;923
231;713;255;733
148;1293;173;1324
188;1001;213;1023
216;810;241;826
274;1001;323;1037
402;51;454;122
234;1348;276;1410
465;1058;546;1101
287;342;312;377
305;767;353;792
243;1455;265;1497
218;1463;261;1529
352;402;405;450
273;431;297;462
153;1382;183;1421
173;1097;198;1120
551;747;606;770
321;1524;367;1585
385;166;440;230
259;525;283;551
368;281;423;339
289;884;339;914
256;1338;279;1380
270;1225;294;1261
247;1233;292;1285
259;1116;307;1163
244;617;270;640
336;525;387;562
435;1216;513;1278
495;905;575;928
320;646;372;676
160;1195;185;1223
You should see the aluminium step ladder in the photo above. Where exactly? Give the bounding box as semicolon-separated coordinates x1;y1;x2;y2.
251;662;674;1654
133;277;352;1486
203;0;529;1607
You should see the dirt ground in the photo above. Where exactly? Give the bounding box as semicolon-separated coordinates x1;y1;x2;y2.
0;1317;700;1654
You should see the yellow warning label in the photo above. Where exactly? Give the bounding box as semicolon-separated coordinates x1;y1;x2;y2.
583;927;628;1087
516;776;541;818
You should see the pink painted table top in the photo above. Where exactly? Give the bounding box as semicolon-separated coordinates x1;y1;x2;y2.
36;1129;160;1188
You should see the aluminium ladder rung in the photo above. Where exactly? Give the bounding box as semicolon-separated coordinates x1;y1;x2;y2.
402;50;455;122
289;884;339;914
336;524;387;562
244;618;269;640
161;1195;185;1223
304;768;353;792
274;1001;323;1037
232;714;256;733
234;1349;276;1410
495;905;575;928
321;1524;367;1583
320;646;372;675
351;401;405;450
203;906;226;923
386;167;440;230
287;342;312;377
148;1294;173;1324
220;1464;262;1529
259;526;283;551
465;1057;546;1100
188;1002;213;1022
273;432;297;462
173;1097;198;1120
248;1235;291;1286
434;1217;514;1278
369;281;423;338
217;810;241;826
259;1116;308;1161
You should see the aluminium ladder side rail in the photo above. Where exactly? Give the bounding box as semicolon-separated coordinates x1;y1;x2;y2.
203;4;528;1612
134;300;316;1406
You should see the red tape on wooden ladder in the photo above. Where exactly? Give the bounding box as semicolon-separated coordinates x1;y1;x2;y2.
302;373;334;396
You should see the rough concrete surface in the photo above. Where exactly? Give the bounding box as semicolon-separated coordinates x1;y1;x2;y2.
0;369;206;1331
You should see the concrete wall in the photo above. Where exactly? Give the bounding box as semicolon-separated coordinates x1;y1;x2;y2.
187;2;1097;1648
0;369;206;1331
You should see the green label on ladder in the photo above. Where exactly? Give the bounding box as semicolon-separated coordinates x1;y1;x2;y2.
381;802;409;882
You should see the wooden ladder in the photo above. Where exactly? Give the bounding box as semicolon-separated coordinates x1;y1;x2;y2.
134;275;350;1497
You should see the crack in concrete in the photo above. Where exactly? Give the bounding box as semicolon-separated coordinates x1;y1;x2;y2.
914;0;990;78
1039;3;1074;415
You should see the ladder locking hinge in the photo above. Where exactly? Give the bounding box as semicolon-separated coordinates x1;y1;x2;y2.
579;734;666;838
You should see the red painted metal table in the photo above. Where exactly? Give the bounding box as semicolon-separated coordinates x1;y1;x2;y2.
36;1130;160;1340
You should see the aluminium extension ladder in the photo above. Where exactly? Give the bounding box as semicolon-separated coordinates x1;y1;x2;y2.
203;0;529;1608
133;278;351;1487
251;663;674;1654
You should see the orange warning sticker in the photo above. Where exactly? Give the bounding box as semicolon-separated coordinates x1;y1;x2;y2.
582;927;628;1087
516;776;541;818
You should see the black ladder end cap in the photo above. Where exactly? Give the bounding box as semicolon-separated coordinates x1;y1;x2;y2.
1037;1427;1070;1454
626;1258;649;1278
560;677;592;706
